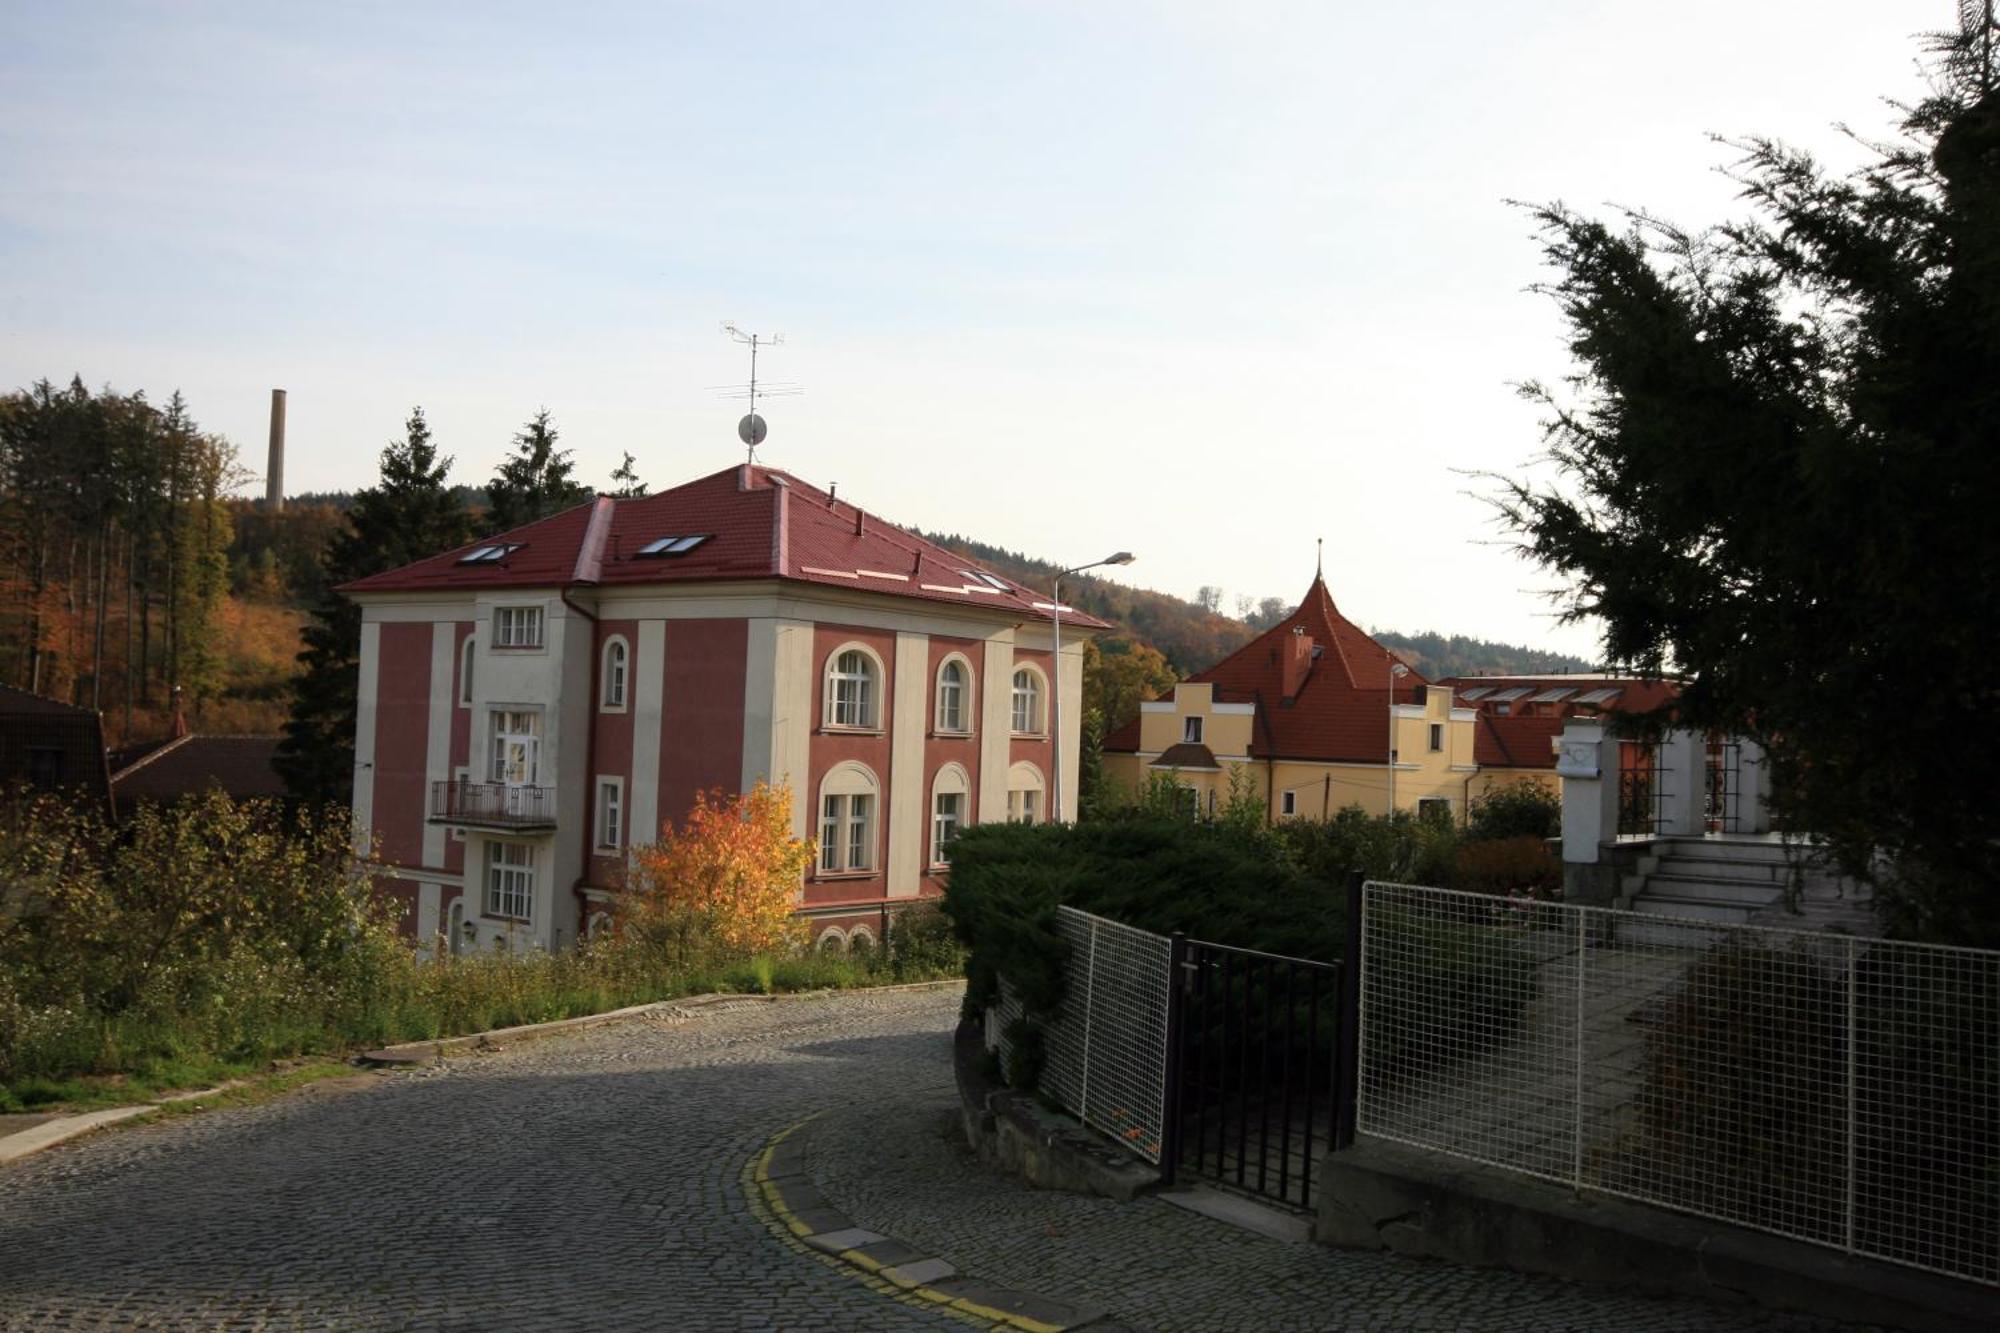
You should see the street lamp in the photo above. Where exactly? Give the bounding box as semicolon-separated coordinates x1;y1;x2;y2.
1387;660;1410;816
1049;551;1134;823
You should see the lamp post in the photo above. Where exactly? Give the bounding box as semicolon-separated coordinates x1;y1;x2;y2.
1387;660;1410;816
1049;551;1134;823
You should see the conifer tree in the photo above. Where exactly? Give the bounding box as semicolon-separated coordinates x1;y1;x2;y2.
607;451;647;498
1498;29;2000;943
485;408;590;531
277;408;472;804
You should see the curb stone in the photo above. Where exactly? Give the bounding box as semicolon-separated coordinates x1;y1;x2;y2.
748;1115;1117;1333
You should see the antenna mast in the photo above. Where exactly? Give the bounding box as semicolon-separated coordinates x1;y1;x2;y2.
717;323;801;465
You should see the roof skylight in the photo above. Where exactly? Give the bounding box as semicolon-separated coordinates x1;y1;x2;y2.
458;543;520;564
1529;688;1577;703
959;570;1011;592
1489;686;1532;702
1574;687;1622;705
636;534;711;558
1457;686;1494;702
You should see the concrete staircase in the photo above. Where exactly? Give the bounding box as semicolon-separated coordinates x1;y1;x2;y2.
1625;835;1797;927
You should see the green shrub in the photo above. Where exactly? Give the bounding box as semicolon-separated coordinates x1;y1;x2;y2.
882;901;964;980
1274;805;1461;890
1466;782;1561;842
1451;835;1560;899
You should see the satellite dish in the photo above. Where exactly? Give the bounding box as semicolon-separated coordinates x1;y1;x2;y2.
738;413;768;447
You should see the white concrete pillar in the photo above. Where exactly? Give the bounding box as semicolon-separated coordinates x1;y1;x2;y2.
1736;737;1770;834
1557;719;1619;863
1657;728;1705;837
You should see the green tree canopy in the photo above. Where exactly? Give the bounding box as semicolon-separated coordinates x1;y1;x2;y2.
485;408;590;532
1499;39;2000;943
277;407;472;804
608;450;648;498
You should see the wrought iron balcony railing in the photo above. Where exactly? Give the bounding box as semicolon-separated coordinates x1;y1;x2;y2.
428;779;558;830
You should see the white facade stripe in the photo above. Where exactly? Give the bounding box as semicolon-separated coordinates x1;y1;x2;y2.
631;620;666;848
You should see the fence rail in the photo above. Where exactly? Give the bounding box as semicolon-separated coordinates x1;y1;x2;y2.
993;906;1173;1164
1356;880;2000;1288
427;779;558;829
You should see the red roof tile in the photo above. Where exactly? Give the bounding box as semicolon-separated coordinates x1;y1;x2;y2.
110;735;285;810
342;464;1110;628
1472;712;1564;769
1104;576;1426;764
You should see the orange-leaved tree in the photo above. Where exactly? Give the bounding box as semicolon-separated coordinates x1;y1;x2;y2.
625;780;814;959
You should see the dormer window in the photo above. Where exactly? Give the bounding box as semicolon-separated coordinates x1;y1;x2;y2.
635;534;711;557
458;543;521;564
1183;716;1204;744
958;570;1011;592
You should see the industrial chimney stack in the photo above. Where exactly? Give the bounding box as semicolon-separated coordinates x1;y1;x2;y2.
266;388;286;512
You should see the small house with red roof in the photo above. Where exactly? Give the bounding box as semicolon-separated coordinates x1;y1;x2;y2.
341;461;1106;954
1442;674;1683;804
1100;574;1482;822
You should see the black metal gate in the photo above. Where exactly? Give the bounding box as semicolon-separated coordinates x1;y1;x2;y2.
1162;935;1350;1211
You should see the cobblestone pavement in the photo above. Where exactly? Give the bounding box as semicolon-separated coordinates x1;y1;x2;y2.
0;984;1869;1331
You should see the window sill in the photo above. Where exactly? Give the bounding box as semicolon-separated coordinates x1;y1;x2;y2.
812;869;878;882
1010;731;1048;741
491;644;546;652
819;726;886;737
600;705;629;715
931;729;974;740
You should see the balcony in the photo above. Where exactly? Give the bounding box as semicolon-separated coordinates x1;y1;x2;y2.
429;780;558;831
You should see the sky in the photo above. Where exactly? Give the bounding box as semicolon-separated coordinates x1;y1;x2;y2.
0;2;1939;658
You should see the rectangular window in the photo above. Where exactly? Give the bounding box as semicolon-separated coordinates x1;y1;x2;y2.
1429;722;1444;752
1281;790;1297;816
1418;797;1452;825
819;793;875;873
932;792;961;865
1007;788;1040;825
489;710;541;785
493;605;544;648
458;635;475;707
1183;716;1204;744
485;841;534;919
597;779;623;850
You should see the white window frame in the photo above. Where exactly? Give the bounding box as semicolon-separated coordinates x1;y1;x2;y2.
1006;760;1046;825
601;636;630;712
1183;715;1204;744
1010;665;1046;736
824;644;883;731
493;604;544;650
930;763;970;866
596;776;625;851
816;926;848;954
458;633;475;708
817;762;879;874
934;655;972;734
488;709;542;786
847;925;877;954
485;840;535;921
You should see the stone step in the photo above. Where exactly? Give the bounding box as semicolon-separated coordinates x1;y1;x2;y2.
1641;873;1786;905
1651;856;1789;884
1653;837;1799;864
1626;893;1762;925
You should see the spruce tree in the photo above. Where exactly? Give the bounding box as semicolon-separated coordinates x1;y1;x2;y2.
608;450;647;497
485;408;591;531
277;408;472;805
1498;31;2000;943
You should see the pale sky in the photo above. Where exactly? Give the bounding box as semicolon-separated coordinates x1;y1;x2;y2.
0;2;1937;658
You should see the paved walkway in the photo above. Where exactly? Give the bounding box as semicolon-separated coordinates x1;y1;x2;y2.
0;985;1866;1330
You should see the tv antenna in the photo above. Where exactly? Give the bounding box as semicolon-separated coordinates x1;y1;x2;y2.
714;323;802;465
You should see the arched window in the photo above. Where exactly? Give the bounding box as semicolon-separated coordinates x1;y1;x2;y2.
458;634;476;708
847;925;877;958
931;763;971;865
817;926;848;954
1011;666;1045;735
817;762;879;873
935;656;972;734
601;636;629;711
824;645;882;729
1007;761;1046;825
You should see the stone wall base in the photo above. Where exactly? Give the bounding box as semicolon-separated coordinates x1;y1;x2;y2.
1318;1138;1990;1333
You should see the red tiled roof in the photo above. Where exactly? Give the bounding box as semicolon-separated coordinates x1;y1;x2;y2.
110;734;285;809
1104;576;1426;764
342;464;1111;629
1472;712;1564;769
1440;674;1681;718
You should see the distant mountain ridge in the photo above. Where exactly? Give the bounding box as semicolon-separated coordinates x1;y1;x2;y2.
916;531;1596;679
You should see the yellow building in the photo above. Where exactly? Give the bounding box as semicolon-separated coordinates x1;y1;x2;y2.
1100;575;1480;821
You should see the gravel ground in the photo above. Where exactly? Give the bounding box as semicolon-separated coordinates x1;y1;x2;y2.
0;983;1873;1331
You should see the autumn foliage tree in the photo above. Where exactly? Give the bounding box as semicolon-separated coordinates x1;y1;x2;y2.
625;781;815;958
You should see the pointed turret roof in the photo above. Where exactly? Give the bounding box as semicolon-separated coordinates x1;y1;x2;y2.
1103;574;1426;764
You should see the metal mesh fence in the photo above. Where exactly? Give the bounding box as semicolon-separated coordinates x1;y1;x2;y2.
992;906;1174;1163
1356;881;2000;1286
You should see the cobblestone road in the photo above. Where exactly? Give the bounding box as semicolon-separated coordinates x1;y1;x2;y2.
0;985;1865;1331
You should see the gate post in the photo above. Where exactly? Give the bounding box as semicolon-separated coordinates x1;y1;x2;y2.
1333;871;1365;1149
1159;931;1189;1185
